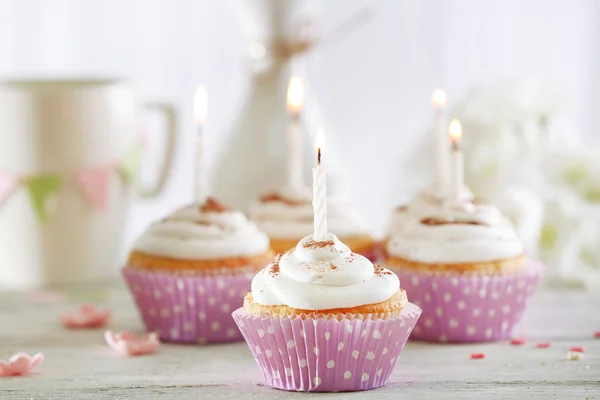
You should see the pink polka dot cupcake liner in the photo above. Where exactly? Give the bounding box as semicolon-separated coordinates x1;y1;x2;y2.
232;303;422;392
123;267;255;344
391;261;543;343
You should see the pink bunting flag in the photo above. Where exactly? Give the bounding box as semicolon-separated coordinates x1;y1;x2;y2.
0;172;16;207
75;166;114;211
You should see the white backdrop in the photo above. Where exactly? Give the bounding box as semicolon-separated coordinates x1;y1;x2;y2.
0;0;598;247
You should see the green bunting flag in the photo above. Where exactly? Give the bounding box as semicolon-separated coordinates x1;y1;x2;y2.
118;145;143;184
0;143;142;224
25;175;62;223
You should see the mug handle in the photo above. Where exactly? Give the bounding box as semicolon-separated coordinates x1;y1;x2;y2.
139;102;177;198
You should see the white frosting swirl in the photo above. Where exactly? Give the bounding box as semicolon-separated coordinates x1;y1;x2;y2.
250;187;370;239
133;203;270;260
387;186;474;236
252;233;399;310
387;201;524;264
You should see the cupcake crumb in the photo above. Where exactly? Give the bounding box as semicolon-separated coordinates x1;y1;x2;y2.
568;351;584;361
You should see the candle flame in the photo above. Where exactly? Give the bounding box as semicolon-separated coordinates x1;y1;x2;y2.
431;89;447;108
448;119;462;142
315;128;325;165
315;128;325;151
287;75;304;115
193;85;207;126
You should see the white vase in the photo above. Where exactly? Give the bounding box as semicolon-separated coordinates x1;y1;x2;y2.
212;0;334;210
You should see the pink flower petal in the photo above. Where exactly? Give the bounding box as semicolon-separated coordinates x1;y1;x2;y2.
0;362;11;377
80;304;96;314
60;305;111;329
8;356;31;376
105;330;159;357
8;352;28;363
0;353;43;377
119;332;135;342
30;353;44;368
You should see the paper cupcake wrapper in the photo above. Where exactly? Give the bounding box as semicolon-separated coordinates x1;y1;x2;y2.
232;303;422;392
123;267;254;343
390;261;543;343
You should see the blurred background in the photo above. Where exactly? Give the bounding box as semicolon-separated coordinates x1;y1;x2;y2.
0;0;599;290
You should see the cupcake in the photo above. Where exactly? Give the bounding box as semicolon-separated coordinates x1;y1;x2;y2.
387;186;474;237
250;186;377;260
232;233;422;392
123;197;273;344
384;199;542;343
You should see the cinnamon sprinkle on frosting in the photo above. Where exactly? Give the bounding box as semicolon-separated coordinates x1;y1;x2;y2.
374;265;392;276
421;217;486;226
302;240;335;249
194;220;231;231
200;197;230;213
259;192;307;206
269;263;280;276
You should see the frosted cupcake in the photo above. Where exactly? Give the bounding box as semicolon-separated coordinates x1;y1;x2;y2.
387;186;475;237
384;200;542;343
232;233;422;392
123;197;272;344
250;187;377;260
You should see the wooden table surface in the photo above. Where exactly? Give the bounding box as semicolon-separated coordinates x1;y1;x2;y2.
0;283;599;399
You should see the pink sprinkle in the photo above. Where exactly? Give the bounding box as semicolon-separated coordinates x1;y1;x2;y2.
594;331;600;338
536;342;551;349
470;353;485;360
569;346;585;353
510;338;526;346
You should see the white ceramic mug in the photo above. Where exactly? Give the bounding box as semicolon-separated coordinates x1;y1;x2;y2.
0;79;176;290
